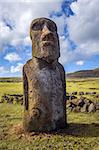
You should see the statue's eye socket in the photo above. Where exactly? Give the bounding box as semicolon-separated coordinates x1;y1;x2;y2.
47;22;57;32
48;24;57;32
31;21;57;32
32;22;43;31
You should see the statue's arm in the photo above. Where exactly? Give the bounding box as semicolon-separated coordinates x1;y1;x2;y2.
57;62;66;122
63;68;66;100
57;62;66;100
23;65;28;110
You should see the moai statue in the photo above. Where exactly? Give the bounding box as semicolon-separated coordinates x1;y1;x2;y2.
23;18;66;132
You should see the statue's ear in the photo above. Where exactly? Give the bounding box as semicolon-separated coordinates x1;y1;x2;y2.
30;35;32;40
30;31;32;40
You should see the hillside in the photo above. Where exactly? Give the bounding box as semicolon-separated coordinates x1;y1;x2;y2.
67;68;99;78
0;77;22;82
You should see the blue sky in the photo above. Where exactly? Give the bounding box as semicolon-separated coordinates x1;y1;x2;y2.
0;0;99;77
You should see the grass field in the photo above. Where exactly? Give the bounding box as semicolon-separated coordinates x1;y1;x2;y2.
0;82;23;101
67;78;99;92
0;78;99;150
66;78;99;101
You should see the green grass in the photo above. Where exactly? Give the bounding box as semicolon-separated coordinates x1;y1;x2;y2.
66;78;99;93
0;78;99;101
66;78;99;101
0;82;23;100
0;78;99;150
0;103;99;150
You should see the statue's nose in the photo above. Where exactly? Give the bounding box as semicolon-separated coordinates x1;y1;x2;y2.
41;23;54;41
42;24;50;33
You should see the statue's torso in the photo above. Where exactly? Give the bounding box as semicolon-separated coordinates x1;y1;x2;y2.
23;59;65;131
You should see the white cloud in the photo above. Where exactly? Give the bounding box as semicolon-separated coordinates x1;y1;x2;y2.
67;0;99;59
4;52;21;62
76;60;84;66
0;0;98;67
59;36;75;64
0;66;6;72
10;63;23;73
0;1;62;50
0;1;72;67
0;1;76;66
0;66;9;73
0;64;23;77
0;0;61;2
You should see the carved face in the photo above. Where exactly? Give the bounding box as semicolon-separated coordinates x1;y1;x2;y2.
30;18;60;63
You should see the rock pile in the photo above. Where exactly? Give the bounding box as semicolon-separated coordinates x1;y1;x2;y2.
0;94;23;104
67;97;99;113
67;91;97;96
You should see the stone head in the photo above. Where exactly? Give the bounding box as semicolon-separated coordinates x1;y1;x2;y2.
30;18;60;63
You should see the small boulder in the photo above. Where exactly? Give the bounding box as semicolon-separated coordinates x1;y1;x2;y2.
67;102;77;111
92;92;96;94
90;92;96;95
95;102;99;111
69;95;77;100
88;103;95;113
85;92;89;95
79;92;84;95
84;99;93;108
81;104;88;113
72;92;77;95
78;98;85;107
95;95;99;98
72;106;81;112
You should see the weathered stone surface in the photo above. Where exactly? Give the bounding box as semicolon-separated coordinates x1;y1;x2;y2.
23;18;66;132
1;94;23;104
85;92;96;95
88;103;96;113
80;104;88;113
67;95;98;113
78;97;85;107
69;95;77;100
95;102;99;110
72;92;77;95
30;18;60;63
79;92;84;95
72;106;81;112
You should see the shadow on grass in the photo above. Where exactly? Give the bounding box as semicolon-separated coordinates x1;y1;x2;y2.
54;123;99;137
25;123;99;138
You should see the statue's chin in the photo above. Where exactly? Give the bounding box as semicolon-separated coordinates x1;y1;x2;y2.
40;46;59;63
43;58;55;64
42;55;56;63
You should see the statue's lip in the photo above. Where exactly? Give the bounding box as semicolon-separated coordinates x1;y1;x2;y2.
41;41;54;45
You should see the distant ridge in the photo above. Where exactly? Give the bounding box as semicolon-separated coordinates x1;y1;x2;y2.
0;77;22;82
67;68;99;78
